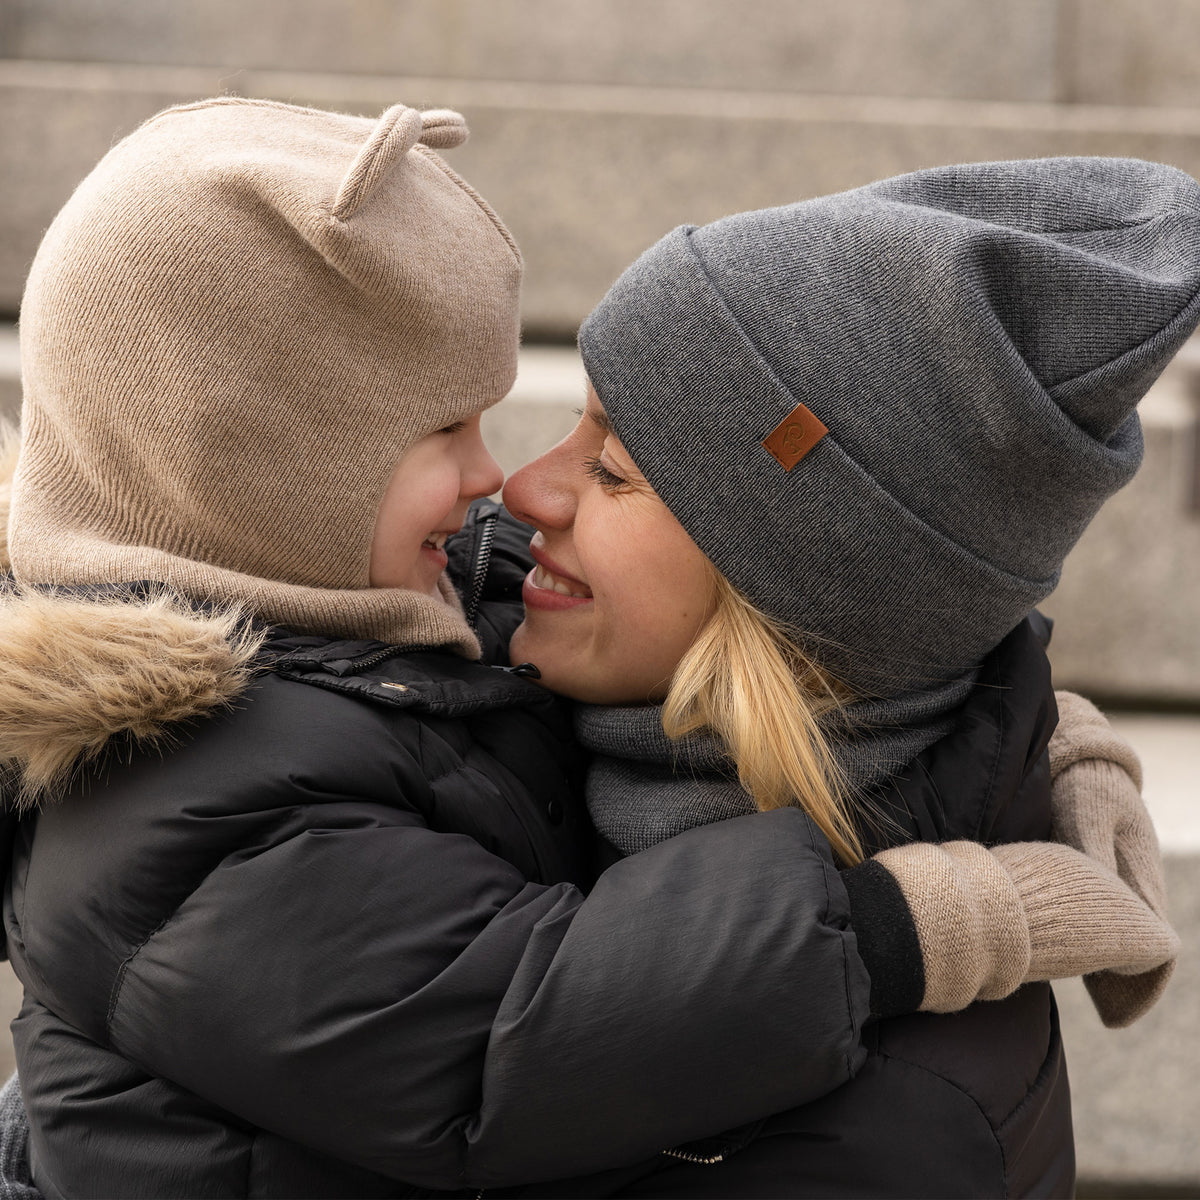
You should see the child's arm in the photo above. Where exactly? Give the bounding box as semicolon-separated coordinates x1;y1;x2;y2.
9;710;870;1189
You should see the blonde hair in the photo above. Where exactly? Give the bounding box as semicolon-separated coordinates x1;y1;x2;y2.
662;568;864;866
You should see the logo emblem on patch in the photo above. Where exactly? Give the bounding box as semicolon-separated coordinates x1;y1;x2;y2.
762;402;828;471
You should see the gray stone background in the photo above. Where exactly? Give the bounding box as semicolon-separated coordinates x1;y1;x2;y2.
0;2;1198;1195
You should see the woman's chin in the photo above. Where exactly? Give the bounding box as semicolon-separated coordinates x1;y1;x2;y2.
506;625;581;700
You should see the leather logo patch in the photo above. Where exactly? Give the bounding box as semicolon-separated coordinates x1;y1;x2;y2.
762;403;828;471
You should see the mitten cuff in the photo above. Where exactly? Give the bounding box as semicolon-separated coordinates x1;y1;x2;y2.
874;841;1031;1012
842;858;925;1019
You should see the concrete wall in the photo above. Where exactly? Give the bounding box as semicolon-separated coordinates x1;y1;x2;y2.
9;2;1200;334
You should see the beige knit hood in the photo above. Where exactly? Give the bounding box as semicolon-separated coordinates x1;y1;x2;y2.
9;97;522;656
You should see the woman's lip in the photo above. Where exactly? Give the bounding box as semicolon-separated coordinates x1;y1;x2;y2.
522;569;593;611
528;545;589;589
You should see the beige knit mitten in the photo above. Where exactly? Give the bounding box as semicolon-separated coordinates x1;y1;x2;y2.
873;691;1179;1028
876;841;1179;1024
1047;690;1178;1026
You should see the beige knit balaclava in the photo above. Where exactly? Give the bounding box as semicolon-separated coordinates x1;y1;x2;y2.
10;97;522;656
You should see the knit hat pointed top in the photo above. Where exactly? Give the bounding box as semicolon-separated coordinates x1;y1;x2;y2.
11;97;522;655
579;157;1200;696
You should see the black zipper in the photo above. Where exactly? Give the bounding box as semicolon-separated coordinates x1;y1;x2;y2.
348;644;416;672
661;1147;726;1165
463;507;498;628
269;642;431;678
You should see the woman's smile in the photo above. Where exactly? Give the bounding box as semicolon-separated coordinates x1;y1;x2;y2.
523;543;594;608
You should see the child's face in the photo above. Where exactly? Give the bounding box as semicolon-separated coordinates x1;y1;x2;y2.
369;414;504;597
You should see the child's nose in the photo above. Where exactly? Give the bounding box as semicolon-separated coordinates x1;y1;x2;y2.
463;433;505;500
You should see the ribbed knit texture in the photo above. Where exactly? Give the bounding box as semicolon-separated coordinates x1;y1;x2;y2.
577;672;974;855
580;157;1200;697
875;841;1032;1011
993;842;1178;984
878;839;1179;1022
1047;690;1177;1026
871;691;1179;1024
10;97;522;654
0;1075;34;1200
871;693;1180;1024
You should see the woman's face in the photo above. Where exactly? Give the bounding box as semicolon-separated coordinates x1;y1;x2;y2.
503;385;717;704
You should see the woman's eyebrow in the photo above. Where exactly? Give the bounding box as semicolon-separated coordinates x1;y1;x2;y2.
586;408;614;435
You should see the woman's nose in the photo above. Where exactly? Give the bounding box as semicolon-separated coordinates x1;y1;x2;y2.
502;436;577;531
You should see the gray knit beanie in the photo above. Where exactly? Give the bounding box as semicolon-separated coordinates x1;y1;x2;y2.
579;157;1200;697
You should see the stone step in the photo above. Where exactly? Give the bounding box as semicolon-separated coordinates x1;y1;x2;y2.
0;0;1066;102
1110;714;1200;852
0;325;17;426
1039;362;1200;706
1058;852;1200;1196
8;0;1200;111
10;60;1200;330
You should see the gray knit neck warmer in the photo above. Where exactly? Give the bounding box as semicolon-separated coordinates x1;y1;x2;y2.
577;672;975;857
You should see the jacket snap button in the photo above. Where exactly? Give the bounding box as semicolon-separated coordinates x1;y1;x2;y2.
546;798;563;825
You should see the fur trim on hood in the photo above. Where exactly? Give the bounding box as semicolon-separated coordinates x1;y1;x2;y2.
0;588;264;809
0;429;258;806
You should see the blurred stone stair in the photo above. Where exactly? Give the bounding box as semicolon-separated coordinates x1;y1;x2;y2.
8;1;1200;335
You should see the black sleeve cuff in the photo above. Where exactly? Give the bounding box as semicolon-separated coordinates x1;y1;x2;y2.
842;858;926;1019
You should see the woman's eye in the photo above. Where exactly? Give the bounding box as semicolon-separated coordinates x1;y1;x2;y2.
583;455;628;492
438;420;467;435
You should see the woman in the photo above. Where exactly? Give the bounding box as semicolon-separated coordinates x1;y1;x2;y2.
492;153;1194;1195
0;97;1177;1199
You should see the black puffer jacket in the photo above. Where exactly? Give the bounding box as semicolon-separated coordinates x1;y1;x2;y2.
1;506;877;1198
505;615;1073;1199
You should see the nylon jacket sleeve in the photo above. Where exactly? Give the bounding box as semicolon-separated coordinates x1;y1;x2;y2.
471;807;870;1186
19;805;869;1191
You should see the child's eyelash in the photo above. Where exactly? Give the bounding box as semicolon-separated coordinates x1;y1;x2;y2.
439;420;467;435
583;456;627;491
